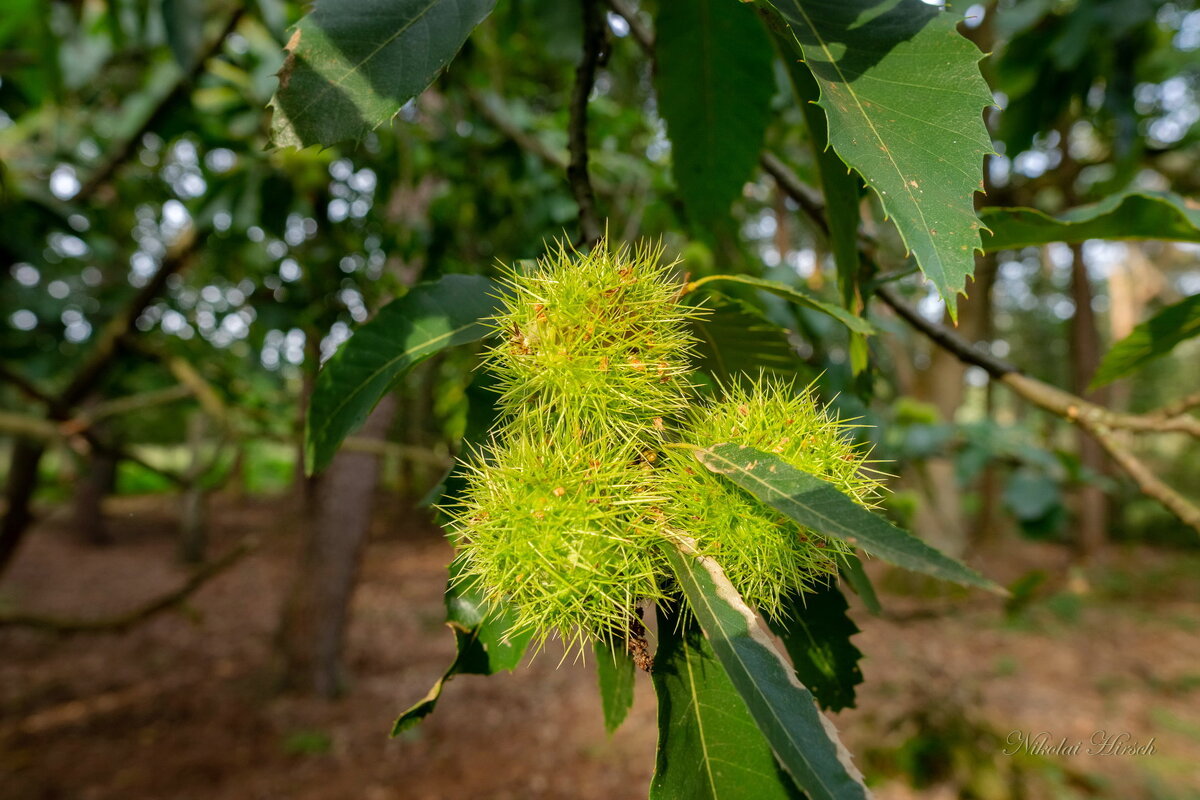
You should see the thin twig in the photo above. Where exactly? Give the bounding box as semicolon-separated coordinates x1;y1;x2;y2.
59;227;199;409
467;90;615;195
604;0;653;53
75;384;195;427
0;539;255;633
567;0;606;248
875;286;1200;534
760;152;830;238
759;154;1200;532
1082;424;1200;532
75;10;245;202
469;89;568;171
1150;391;1200;421
0;364;60;412
875;285;1017;379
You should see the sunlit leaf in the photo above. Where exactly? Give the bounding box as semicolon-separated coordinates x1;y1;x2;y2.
694;443;1001;592
270;0;497;148
663;542;869;800
981;191;1200;252
651;607;804;800
306;275;501;475
763;0;993;318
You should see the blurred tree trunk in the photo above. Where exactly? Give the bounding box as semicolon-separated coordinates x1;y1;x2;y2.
0;440;46;573
1068;244;1109;558
1105;246;1163;413
275;394;397;697
178;412;209;564
72;448;118;546
911;257;999;558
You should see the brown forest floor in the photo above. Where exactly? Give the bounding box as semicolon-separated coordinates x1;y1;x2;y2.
1;492;1198;800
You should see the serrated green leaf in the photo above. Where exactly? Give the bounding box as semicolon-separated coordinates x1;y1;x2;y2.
651;607;804;800
695;443;1002;593
594;639;636;735
392;557;531;735
764;0;993;317
776;37;871;374
655;0;775;230
306;275;501;475
270;0;497;148
767;583;863;712
1090;294;1200;389
775;37;862;310
980;191;1200;252
662;542;869;800
693;274;876;334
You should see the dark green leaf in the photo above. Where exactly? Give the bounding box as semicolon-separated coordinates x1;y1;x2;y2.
693;275;876;334
655;0;775;229
662;542;869;800
306;275;501;474
1090;293;1200;389
594;639;636;735
837;552;881;616
690;299;804;384
776;38;870;374
162;0;207;69
980;191;1200;253
270;0;498;148
763;0;993;317
775;38;862;311
767;583;863;712
392;557;531;734
651;607;804;800
695;443;1002;592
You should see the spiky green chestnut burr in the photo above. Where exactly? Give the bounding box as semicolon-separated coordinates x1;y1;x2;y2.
485;240;701;442
449;427;669;651
662;377;883;620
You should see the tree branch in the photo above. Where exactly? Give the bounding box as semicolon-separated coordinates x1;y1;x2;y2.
467;89;617;196
603;0;653;53
0;411;62;442
75;384;195;427
567;0;606;248
469;89;568;171
757;152;1200;534
0;539;254;633
760;152;830;238
875;286;1200;534
59;226;198;410
1081;424;1200;532
0;364;61;413
1150;391;1200;421
75;10;245;202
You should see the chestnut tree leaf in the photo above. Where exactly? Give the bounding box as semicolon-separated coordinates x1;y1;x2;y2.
270;0;497;148
762;0;994;318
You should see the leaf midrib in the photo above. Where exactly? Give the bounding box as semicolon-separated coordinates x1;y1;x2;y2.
777;1;942;281
674;549;845;800
285;0;443;127
683;641;720;796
